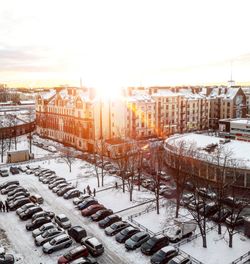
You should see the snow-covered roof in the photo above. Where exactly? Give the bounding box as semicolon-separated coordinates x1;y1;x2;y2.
152;90;181;97
39;90;56;100
222;87;239;100
166;133;250;169
127;94;154;103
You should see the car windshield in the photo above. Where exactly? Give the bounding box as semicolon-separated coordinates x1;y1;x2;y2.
50;238;56;245
146;238;156;246
96;244;103;249
132;235;141;242
60;217;68;222
157;250;166;257
42;230;50;238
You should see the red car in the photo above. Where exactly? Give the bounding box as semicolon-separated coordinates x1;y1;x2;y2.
57;245;88;264
81;204;105;217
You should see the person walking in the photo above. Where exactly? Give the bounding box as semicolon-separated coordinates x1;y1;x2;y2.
0;201;3;212
83;188;86;194
5;201;9;212
2;203;5;212
89;189;92;196
115;182;118;189
93;188;96;197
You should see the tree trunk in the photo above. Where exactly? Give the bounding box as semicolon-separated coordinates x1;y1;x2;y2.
202;234;207;248
156;193;160;214
129;187;133;201
1;137;3;163
69;163;72;172
29;132;32;154
101;168;104;187
229;233;233;248
175;192;180;218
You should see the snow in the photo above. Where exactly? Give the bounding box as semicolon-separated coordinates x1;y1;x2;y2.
167;133;250;169
180;226;250;264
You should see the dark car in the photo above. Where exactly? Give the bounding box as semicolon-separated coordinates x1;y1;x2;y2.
35;228;64;246
141;234;169;255
77;199;98;211
211;208;231;223
91;209;113;222
53;183;70;193
26;216;51;231
115;226;140;243
68;226;87;243
125;231;150;250
48;179;66;189
32;211;55;221
42;175;58;184
168;255;192;264
151;246;178;264
81;204;105;217
0;169;9;177
19;206;43;220
1;184;19;195
0;253;15;264
98;214;122;229
64;189;81;199
57;186;75;196
10;166;19;175
184;181;195;191
9;198;31;211
104;221;130;236
0;181;19;190
199;203;218;217
69;257;98;264
7;187;27;197
57;245;89;264
7;191;30;203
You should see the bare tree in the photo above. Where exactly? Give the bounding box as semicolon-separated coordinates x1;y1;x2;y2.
61;149;76;172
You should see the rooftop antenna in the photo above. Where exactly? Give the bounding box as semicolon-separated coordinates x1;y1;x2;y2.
80;77;82;89
228;60;235;87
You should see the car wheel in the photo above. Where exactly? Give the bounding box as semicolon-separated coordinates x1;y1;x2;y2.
48;249;53;254
65;243;71;248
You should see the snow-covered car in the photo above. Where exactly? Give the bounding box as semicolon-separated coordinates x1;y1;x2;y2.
34;168;50;176
68;226;87;243
41;175;58;184
0;181;19;190
104;221;129;236
1;184;19;195
48;179;66;189
98;214;122;228
42;234;73;254
53;183;70;193
141;234;169;255
0;253;15;264
54;214;72;229
7;191;30;202
81;236;104;256
6;186;24;197
150;246;178;264
125;231;150;250
32;211;55;221
9;197;31;211
0;169;9;177
19;206;43;220
16;203;35;216
57;186;75;196
57;245;89;264
168;255;192;264
10;166;19;175
81;204;105;217
29;194;44;204
69;256;98;264
91;209;113;222
73;195;91;205
115;226;140;243
32;222;56;238
35;227;64;246
63;189;81;199
77;198;98;210
47;146;57;153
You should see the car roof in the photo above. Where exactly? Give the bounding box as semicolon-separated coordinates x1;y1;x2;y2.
57;214;67;219
171;255;189;263
54;234;68;241
71;225;84;231
69;245;86;255
161;245;176;253
88;236;101;246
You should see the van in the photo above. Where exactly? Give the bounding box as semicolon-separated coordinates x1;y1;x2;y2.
68;226;87;243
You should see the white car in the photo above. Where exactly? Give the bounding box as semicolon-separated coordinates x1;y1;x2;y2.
35;228;64;246
42;234;73;254
54;214;71;229
32;222;56;238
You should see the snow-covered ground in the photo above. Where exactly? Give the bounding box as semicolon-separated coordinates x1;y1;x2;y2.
180;226;250;264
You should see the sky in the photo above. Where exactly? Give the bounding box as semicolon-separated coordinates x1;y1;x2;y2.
1;0;250;89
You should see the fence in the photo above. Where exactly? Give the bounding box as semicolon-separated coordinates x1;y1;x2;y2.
231;251;250;264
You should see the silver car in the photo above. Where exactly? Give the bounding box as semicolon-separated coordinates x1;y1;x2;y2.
32;222;56;238
54;214;71;229
42;234;73;254
35;228;64;246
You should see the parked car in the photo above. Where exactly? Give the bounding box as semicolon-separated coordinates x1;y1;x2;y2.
186;199;204;211
39;172;56;181
26;216;51;231
35;228;64;246
32;211;55;221
55;214;72;229
104;221;129;236
70;257;98;264
64;189;81;199
115;226;140;243
9;197;31;211
0;181;19;190
19;206;43;220
32;222;56;237
151;246;178;264
7;191;30;202
18;166;27;173
16;203;35;215
0;253;15;264
7;187;27;197
81;204;105;217
1;184;19;195
29;194;44;204
225;214;245;227
197;187;217;200
10;166;19;175
43;234;73;254
34;168;50;176
91;209;113;222
125;231;150;250
184;181;195;191
168;254;192;264
211;208;231;223
199;202;218;217
0;170;9;177
68;226;87;243
53;183;70;193
81;236;104;256
98;214;122;228
141;234;169;255
57;245;89;264
77;199;98;211
57;186;75;196
42;175;58;184
73;195;91;205
48;179;66;189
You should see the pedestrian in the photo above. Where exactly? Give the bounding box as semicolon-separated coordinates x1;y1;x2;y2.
115;182;118;189
5;201;9;212
0;201;2;212
89;189;92;196
86;185;90;192
93;188;96;197
2;204;5;212
83;188;86;194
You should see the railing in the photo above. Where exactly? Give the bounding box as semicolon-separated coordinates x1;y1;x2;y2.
230;251;250;264
178;248;204;264
128;215;155;236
